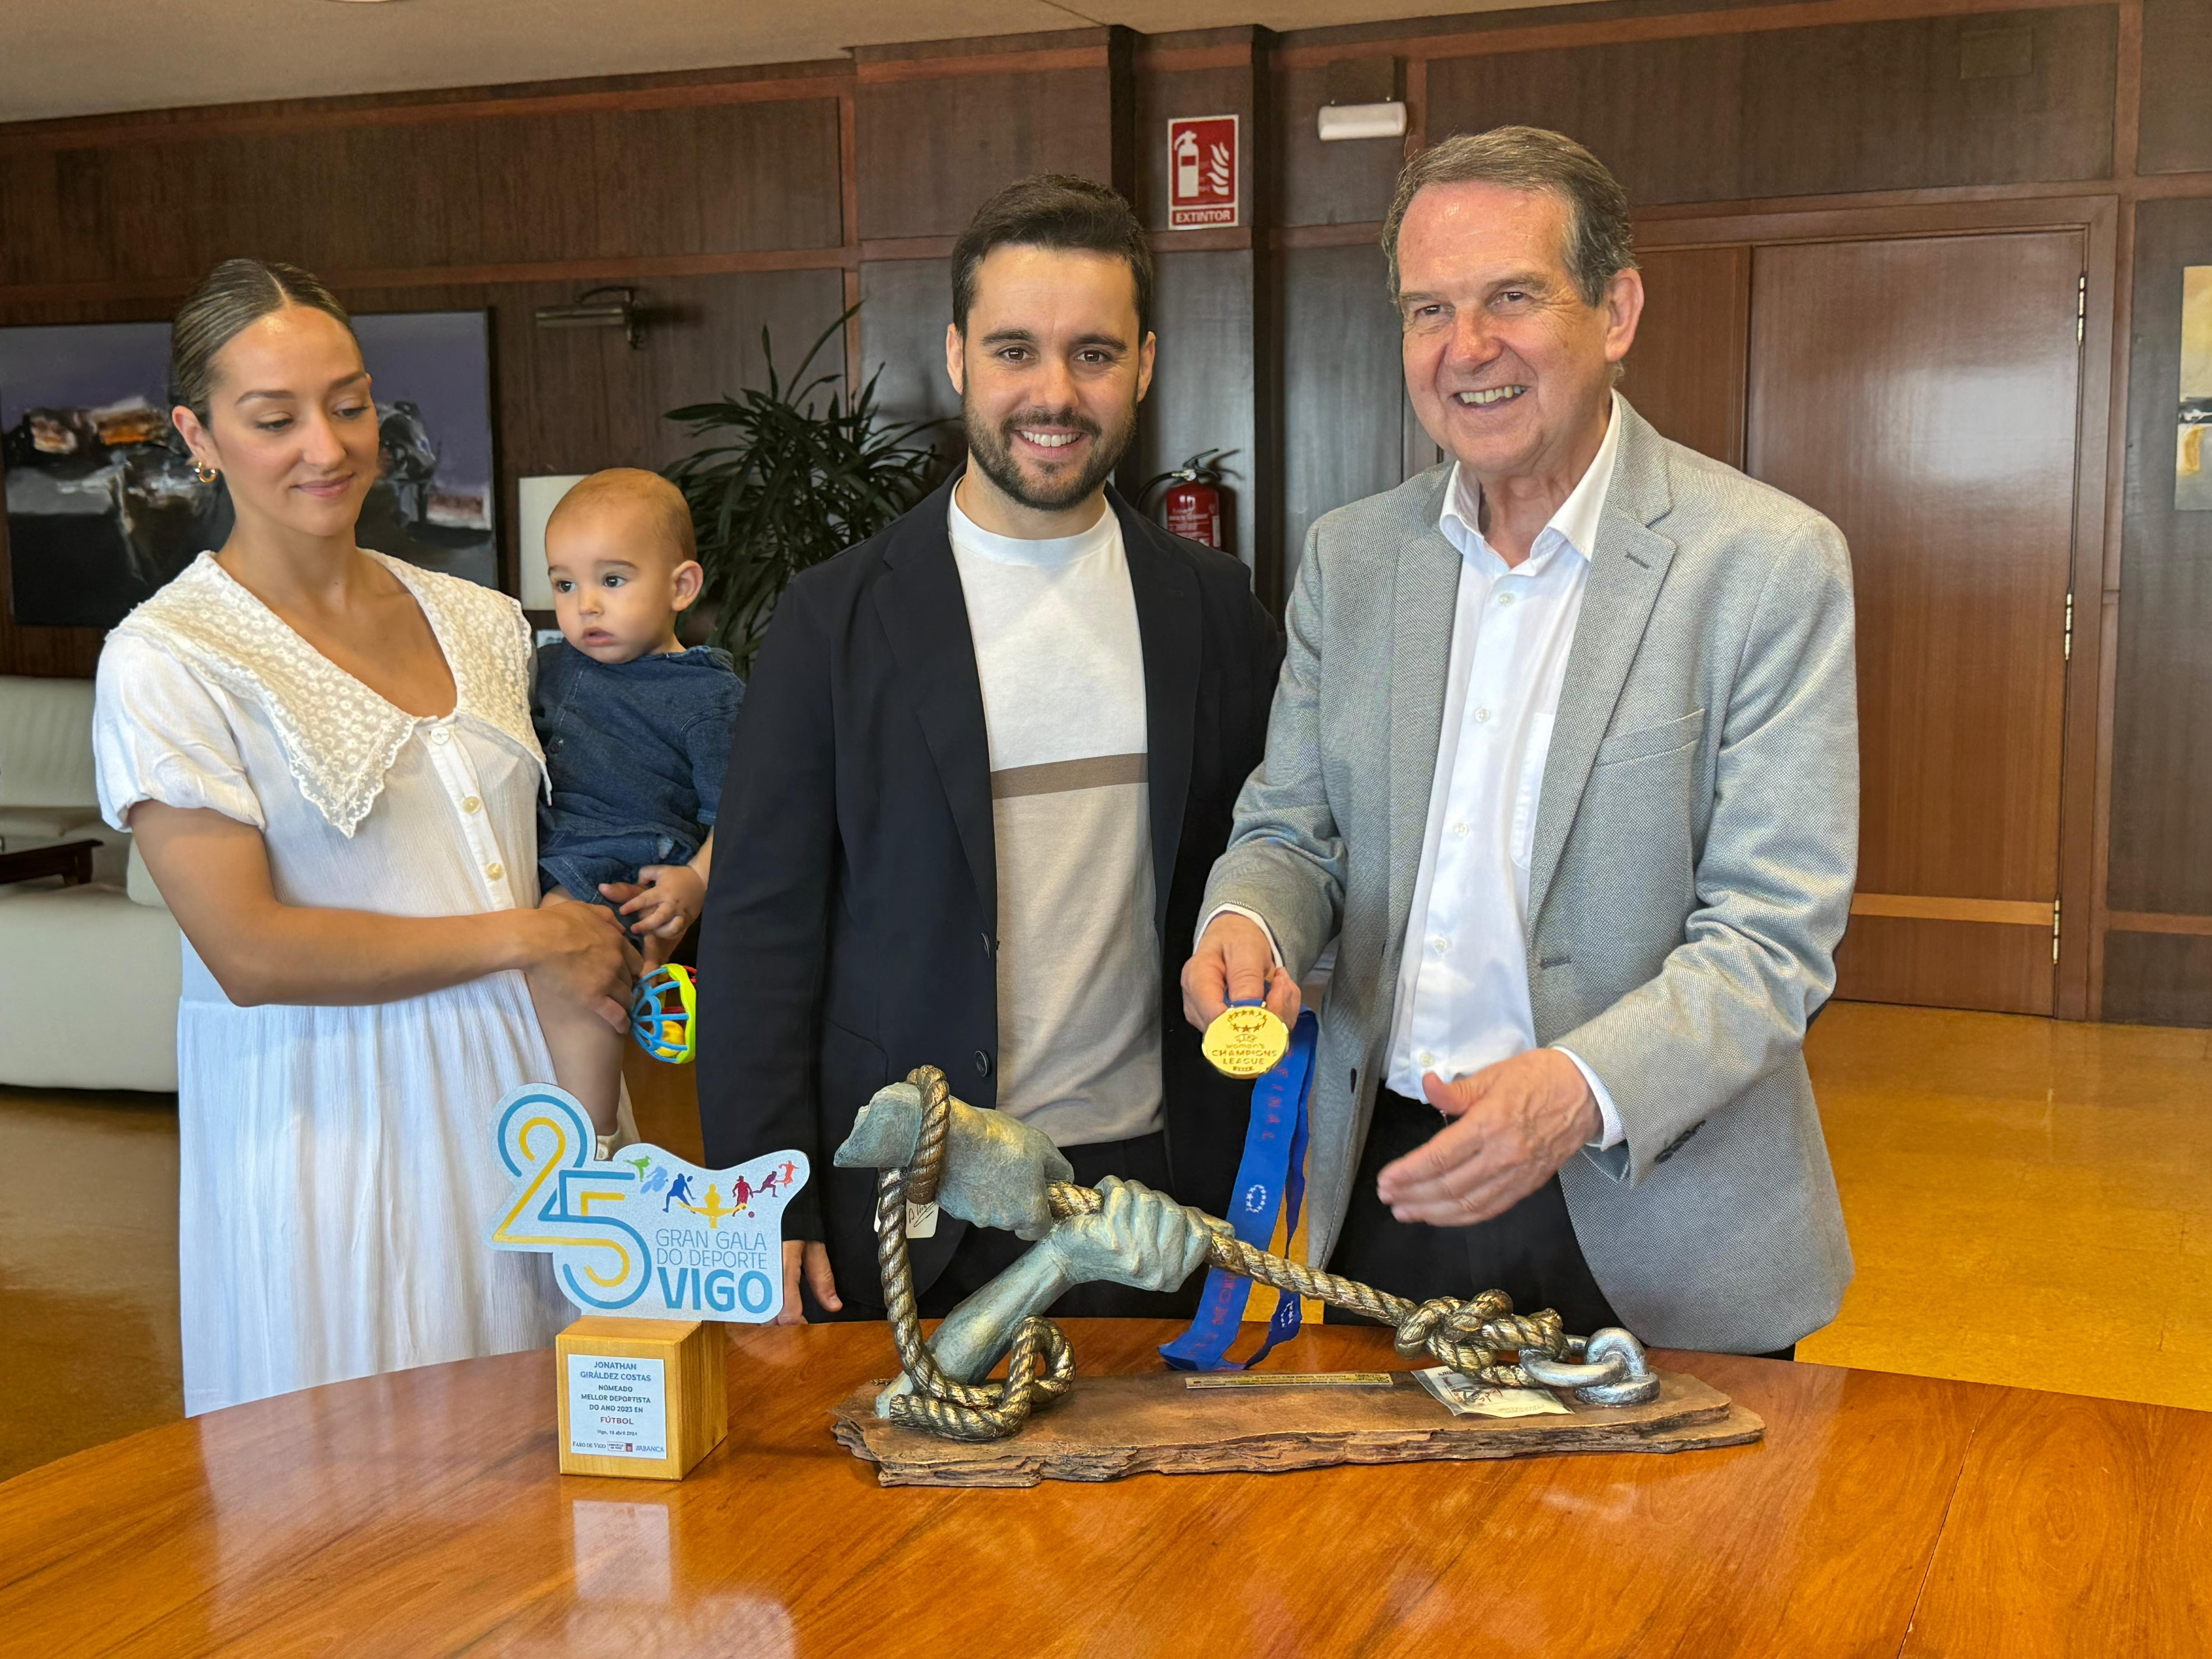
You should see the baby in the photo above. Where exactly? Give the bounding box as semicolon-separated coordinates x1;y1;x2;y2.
530;468;741;1141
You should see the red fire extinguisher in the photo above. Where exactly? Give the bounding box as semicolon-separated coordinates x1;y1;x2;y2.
1140;449;1237;551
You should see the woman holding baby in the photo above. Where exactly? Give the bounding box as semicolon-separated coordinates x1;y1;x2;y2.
93;260;645;1415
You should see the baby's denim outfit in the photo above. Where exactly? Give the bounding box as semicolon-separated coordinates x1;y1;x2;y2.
531;641;743;909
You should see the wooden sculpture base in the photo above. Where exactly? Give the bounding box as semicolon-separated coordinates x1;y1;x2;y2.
557;1316;728;1480
832;1368;1762;1487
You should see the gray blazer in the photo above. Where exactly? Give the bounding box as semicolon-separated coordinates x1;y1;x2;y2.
1203;400;1858;1353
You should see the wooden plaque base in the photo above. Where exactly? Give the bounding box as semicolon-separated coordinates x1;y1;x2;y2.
556;1316;728;1480
833;1368;1761;1487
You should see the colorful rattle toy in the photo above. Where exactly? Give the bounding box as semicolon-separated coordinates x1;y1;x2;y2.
630;964;698;1064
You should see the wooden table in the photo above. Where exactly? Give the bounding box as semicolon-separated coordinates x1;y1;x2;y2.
2;1321;2205;1656
0;837;100;888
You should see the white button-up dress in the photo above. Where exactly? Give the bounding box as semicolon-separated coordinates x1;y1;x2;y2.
93;551;575;1416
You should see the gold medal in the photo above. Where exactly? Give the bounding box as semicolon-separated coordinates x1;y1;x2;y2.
1202;1002;1290;1079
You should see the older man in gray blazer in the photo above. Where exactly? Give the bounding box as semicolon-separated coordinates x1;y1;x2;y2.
1184;127;1858;1357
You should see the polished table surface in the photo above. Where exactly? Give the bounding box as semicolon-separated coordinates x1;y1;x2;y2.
2;1320;2206;1657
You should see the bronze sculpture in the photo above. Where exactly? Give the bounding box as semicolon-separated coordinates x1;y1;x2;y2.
834;1066;1663;1443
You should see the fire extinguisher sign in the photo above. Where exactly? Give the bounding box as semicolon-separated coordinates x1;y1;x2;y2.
1167;115;1239;230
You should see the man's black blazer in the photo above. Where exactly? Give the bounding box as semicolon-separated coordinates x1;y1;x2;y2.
696;474;1283;1308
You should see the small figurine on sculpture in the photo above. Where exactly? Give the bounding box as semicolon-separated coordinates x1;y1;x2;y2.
833;1065;1662;1443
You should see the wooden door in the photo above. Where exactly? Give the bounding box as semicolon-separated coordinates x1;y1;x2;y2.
1747;231;2084;1014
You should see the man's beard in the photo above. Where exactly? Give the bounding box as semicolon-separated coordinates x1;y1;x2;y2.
962;392;1138;513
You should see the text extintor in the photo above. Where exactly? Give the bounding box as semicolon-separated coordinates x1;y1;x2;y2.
1168;115;1239;230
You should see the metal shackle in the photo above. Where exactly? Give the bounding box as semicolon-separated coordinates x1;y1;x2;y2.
1517;1327;1662;1406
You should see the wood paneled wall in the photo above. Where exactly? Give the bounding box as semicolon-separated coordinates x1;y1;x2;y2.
2103;194;2212;1022
1131;31;1281;597
2139;0;2212;174
1425;7;2117;204
0;60;856;676
1214;0;2210;1024
4;0;2212;1021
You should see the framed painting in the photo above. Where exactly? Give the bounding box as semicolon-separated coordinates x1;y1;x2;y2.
0;310;497;628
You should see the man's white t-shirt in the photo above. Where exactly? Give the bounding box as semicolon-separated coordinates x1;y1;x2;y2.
948;489;1162;1148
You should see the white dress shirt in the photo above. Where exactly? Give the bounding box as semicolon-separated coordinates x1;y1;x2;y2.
1382;395;1626;1144
1208;394;1627;1148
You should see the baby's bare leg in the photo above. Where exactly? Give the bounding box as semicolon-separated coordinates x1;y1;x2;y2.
530;886;627;1137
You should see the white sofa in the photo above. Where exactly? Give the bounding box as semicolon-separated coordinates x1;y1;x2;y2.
0;675;181;1092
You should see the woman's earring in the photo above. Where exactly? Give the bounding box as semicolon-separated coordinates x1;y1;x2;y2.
192;462;218;484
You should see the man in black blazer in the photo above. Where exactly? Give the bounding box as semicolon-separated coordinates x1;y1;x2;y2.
697;175;1283;1322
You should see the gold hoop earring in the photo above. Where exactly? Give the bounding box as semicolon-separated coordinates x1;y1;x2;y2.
193;462;218;484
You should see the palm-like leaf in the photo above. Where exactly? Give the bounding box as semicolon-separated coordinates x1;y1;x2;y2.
664;308;947;670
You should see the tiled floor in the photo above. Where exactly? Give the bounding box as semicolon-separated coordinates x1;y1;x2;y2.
3;1002;2207;1483
1796;1002;2212;1411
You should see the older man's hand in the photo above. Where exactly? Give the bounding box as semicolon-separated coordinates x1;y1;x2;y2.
1181;911;1302;1031
1375;1049;1603;1226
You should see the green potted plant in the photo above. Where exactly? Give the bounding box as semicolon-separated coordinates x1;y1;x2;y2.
665;309;947;671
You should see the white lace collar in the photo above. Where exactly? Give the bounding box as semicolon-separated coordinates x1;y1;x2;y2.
112;550;544;837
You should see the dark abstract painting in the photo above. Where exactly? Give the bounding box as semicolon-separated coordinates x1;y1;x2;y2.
0;311;497;628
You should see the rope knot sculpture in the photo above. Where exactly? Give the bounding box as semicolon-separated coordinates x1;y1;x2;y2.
853;1066;1659;1442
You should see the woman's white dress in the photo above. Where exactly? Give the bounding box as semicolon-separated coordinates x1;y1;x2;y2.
94;550;577;1417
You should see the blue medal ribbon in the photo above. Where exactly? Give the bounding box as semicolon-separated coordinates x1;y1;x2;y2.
1160;1003;1319;1372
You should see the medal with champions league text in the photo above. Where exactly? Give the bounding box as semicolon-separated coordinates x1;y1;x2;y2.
1202;1000;1292;1079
